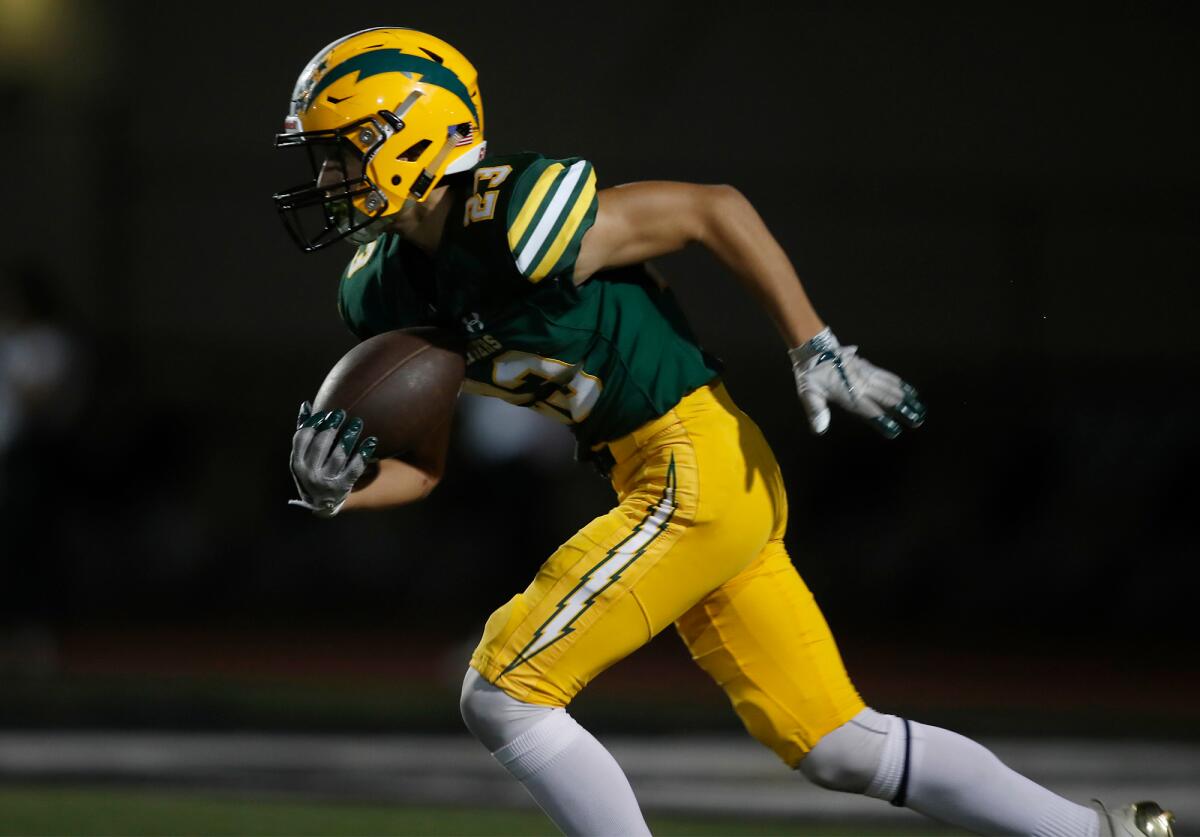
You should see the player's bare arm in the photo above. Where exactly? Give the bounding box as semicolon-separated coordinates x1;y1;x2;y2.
576;181;825;346
341;418;449;511
577;181;927;438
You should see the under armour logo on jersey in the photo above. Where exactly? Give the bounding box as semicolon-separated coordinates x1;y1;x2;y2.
500;456;678;675
462;312;485;334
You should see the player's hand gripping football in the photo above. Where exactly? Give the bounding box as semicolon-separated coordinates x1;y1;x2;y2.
789;327;926;439
289;401;378;518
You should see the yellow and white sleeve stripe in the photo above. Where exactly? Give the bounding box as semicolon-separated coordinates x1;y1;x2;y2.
507;158;598;283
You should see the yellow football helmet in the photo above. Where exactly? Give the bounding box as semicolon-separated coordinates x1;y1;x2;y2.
273;27;486;251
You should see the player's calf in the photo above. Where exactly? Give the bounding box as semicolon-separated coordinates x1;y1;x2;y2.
799;708;1116;836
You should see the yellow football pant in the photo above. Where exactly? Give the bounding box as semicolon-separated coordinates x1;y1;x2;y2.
470;382;864;765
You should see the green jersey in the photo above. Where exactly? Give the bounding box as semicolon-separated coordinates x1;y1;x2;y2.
336;152;720;447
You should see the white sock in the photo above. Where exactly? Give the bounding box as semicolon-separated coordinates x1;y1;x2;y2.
492;709;651;837
872;716;1100;836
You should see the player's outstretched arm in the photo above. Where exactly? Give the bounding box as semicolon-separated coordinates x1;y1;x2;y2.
575;181;926;438
575;182;824;345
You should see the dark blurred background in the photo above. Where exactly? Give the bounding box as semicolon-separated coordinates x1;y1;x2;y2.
0;0;1197;743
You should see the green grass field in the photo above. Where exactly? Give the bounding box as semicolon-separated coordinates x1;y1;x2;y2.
0;787;956;836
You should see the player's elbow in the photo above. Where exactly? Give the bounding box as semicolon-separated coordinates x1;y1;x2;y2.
707;183;744;203
709;183;751;214
697;183;752;245
395;466;441;505
414;472;441;501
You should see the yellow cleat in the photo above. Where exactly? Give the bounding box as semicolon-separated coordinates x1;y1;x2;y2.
1094;800;1176;837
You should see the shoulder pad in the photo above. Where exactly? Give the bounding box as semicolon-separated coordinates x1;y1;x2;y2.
493;154;598;283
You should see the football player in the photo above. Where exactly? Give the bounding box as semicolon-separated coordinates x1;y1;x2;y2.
277;28;1173;837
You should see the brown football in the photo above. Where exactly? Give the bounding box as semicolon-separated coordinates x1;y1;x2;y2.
311;327;466;459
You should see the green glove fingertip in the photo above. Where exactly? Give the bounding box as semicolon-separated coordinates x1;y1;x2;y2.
302;410;327;429
317;409;345;431
339;418;364;455
296;400;313;429
894;383;927;428
359;436;378;461
871;415;902;439
904;394;926;423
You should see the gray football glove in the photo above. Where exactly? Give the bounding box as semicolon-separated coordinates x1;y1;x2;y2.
289;401;378;518
789;327;926;439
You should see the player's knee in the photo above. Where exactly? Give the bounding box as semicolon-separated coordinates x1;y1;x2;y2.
458;669;485;735
458;667;503;743
459;667;555;752
798;707;893;794
728;698;810;766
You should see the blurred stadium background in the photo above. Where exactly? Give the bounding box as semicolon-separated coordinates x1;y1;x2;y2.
0;1;1197;834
